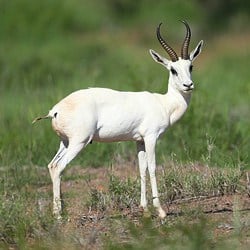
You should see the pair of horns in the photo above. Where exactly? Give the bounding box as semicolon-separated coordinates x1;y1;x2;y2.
156;20;191;62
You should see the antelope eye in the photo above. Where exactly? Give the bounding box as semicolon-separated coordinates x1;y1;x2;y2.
189;65;193;72
170;67;178;75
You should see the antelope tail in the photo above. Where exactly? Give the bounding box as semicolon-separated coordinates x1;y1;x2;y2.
32;114;50;124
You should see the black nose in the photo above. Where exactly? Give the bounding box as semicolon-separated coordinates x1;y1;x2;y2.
183;83;193;88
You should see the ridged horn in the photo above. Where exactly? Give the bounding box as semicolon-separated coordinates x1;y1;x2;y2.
156;23;178;62
181;20;191;60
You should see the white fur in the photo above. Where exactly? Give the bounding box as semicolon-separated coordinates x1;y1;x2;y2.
35;39;203;220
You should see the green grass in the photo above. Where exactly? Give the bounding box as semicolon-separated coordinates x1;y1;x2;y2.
0;0;249;249
105;215;248;250
87;164;244;212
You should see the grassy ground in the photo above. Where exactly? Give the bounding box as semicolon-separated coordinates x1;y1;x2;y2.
0;0;249;249
0;163;249;249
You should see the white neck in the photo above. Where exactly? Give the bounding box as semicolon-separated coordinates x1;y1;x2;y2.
164;79;192;125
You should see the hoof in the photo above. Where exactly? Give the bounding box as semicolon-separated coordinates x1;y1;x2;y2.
139;206;151;218
143;209;151;218
53;212;62;221
53;208;62;221
158;208;166;219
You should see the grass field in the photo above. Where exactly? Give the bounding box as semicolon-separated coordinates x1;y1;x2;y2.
0;0;249;249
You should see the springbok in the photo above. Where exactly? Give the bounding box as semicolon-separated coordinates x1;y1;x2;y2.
33;21;203;219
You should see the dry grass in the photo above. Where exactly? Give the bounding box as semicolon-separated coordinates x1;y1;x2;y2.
19;162;248;249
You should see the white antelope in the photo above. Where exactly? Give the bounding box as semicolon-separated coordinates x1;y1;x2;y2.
33;21;203;219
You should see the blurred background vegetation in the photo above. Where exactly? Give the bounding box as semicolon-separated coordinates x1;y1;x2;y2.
0;0;249;168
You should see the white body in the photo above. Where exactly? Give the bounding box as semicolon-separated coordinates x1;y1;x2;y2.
51;87;189;144
34;29;203;219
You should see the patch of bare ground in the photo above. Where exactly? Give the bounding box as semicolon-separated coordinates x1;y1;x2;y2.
37;163;250;249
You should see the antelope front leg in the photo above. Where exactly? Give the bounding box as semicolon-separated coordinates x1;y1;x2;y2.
144;136;166;219
137;141;148;211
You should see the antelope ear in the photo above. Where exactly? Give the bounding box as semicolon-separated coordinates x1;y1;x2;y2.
190;40;203;62
149;49;170;68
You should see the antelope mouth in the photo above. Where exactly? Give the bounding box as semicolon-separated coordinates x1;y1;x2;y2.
184;87;194;92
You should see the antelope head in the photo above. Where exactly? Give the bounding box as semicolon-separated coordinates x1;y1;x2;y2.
150;21;203;94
